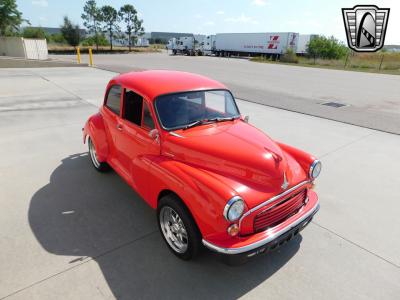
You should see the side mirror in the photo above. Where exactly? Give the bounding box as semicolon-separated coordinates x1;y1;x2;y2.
244;115;250;123
149;129;160;143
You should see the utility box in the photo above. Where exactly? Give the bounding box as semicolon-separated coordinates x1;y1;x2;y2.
0;37;48;60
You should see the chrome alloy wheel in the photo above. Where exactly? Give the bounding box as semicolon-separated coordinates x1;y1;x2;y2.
88;138;100;168
160;206;189;253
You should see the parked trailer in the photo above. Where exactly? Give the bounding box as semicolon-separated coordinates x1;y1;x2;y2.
297;34;318;55
214;32;299;57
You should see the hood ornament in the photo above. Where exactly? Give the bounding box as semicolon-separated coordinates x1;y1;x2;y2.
281;172;289;190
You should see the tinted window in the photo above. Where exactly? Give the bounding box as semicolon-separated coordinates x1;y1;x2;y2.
105;85;121;115
123;89;143;126
143;102;155;129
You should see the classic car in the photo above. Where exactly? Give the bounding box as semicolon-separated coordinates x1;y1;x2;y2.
83;70;321;262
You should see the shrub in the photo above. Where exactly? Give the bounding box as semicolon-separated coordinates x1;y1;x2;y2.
81;34;109;46
280;48;299;63
307;36;348;59
22;27;46;39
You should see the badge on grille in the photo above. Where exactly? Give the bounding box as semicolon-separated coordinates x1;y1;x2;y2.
281;172;289;190
342;5;390;52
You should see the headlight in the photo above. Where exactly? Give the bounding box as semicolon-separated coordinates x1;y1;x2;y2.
309;160;322;179
223;196;245;222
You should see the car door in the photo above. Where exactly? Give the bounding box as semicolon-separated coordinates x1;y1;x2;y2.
101;84;123;165
117;88;160;198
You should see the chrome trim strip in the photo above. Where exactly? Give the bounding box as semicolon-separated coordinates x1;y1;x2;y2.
169;131;184;138
309;160;321;179
202;200;319;255
238;180;310;227
223;196;244;221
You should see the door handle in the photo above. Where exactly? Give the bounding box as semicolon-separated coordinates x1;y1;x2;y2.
116;124;123;131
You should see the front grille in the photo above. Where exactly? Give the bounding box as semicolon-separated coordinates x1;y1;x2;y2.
254;189;307;233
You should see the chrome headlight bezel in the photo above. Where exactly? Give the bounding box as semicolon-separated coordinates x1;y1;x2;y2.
309;160;322;179
223;196;245;222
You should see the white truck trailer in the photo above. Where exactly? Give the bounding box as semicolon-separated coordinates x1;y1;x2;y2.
297;34;318;55
214;32;299;57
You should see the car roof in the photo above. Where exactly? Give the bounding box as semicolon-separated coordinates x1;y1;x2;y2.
111;70;228;100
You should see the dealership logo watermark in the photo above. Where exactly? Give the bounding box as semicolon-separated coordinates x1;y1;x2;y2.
342;5;390;52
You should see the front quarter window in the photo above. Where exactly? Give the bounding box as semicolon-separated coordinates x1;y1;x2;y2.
155;90;240;130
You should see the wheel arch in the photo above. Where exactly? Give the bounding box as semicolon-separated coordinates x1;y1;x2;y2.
83;112;109;162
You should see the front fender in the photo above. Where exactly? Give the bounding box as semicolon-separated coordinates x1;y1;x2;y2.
277;142;316;178
83;112;109;162
147;157;237;238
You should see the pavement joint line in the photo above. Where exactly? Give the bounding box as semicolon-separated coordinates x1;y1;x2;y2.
235;96;400;137
27;70;98;109
0;230;159;300
0;121;84;135
319;132;375;158
311;221;400;270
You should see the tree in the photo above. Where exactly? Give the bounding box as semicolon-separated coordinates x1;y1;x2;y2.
307;36;348;60
100;5;119;51
81;0;101;51
60;16;82;48
0;0;28;36
119;4;144;51
22;27;46;39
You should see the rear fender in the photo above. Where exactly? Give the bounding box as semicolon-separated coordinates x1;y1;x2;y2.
83;112;109;162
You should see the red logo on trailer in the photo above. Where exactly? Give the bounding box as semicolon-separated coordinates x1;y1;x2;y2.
268;35;280;49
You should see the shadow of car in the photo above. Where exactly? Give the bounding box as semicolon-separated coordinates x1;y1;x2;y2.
28;153;303;299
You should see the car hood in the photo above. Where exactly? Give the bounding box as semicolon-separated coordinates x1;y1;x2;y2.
162;120;305;194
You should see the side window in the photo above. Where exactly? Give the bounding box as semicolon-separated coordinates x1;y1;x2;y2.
143;102;155;129
105;85;121;115
123;89;143;126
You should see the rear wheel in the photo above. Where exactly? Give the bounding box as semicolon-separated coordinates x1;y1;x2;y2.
88;137;110;172
157;194;202;260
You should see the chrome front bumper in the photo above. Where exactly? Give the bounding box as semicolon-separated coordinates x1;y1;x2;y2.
202;199;319;255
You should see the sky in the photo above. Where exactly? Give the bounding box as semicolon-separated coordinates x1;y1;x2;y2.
16;0;400;44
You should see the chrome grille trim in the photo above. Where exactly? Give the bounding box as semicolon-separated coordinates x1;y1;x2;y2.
239;180;310;228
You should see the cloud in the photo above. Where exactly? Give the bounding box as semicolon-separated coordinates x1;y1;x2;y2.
216;11;225;15
251;0;267;6
224;14;259;25
195;14;203;19
204;21;215;26
32;0;48;7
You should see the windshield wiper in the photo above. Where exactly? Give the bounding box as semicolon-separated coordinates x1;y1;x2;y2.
182;116;238;130
182;119;205;130
207;116;238;122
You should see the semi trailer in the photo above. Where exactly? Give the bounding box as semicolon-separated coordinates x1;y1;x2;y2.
214;32;299;57
296;34;318;55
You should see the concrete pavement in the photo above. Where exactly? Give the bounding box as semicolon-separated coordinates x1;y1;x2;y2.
0;67;399;299
51;52;400;134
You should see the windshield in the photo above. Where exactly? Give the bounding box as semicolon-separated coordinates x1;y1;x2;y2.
155;90;240;130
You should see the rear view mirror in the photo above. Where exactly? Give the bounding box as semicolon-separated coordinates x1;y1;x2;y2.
244;115;250;123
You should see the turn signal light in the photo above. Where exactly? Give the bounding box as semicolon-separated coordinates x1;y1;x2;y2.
227;224;240;236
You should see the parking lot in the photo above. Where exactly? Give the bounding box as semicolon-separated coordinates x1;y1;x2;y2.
0;60;400;299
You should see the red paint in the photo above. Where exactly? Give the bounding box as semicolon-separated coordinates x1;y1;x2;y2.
83;70;319;251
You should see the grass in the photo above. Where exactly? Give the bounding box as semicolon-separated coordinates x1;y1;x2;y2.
250;52;400;75
48;43;163;54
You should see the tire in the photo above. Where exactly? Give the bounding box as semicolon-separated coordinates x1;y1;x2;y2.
157;194;202;260
88;137;110;172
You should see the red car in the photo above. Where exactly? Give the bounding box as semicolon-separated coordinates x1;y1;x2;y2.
83;70;321;262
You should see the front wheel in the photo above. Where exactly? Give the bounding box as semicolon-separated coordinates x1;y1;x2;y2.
88;137;110;172
157;194;202;260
